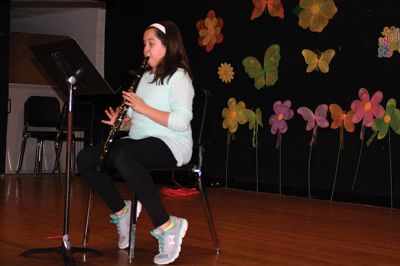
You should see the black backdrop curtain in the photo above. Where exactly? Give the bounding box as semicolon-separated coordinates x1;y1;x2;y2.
102;0;400;206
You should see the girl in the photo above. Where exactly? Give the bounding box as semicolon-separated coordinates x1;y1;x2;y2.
77;20;194;265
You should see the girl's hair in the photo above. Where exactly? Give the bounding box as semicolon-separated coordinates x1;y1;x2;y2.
146;20;193;84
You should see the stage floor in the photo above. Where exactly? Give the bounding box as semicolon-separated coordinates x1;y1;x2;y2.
1;174;400;265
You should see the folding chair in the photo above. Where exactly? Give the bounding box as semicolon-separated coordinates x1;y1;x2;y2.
16;96;61;176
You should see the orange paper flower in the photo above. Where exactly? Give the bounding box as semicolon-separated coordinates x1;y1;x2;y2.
218;62;234;83
196;10;224;52
298;0;338;33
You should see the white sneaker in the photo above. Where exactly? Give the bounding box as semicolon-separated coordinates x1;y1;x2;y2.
150;216;188;265
109;200;142;249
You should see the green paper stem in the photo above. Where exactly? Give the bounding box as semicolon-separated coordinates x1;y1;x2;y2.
330;141;341;201
388;130;393;208
225;132;231;188
256;143;259;192
253;124;259;192
279;138;282;195
351;131;365;191
307;144;313;198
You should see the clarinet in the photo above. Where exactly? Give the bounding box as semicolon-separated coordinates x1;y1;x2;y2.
96;57;149;171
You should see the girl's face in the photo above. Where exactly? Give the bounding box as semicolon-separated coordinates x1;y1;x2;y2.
143;28;166;71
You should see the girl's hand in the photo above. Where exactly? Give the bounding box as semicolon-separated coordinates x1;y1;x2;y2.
101;106;119;126
123;91;147;114
101;106;131;129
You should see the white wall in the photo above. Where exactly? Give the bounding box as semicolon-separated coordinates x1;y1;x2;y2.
7;7;105;174
11;7;105;74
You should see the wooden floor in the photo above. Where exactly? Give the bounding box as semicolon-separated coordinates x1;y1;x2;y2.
1;174;400;266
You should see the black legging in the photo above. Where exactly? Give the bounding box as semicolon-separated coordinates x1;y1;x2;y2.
77;137;176;228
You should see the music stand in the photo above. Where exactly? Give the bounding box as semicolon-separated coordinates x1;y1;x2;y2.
20;39;113;265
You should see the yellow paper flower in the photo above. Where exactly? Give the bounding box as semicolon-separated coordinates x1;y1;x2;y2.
298;0;338;33
222;98;247;133
218;62;234;83
196;10;224;52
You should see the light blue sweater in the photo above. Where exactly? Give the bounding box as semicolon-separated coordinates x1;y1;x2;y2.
127;68;194;166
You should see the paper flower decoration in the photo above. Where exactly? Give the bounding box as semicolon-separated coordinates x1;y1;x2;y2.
329;104;355;132
351;88;385;128
242;44;281;89
241;108;263;147
370;98;400;141
297;104;329;146
241;108;263;192
269;100;294;148
196;10;224;52
218;62;234;83
329;104;354;148
328;104;354;200
250;0;285;20
298;0;338;33
301;49;335;73
269;100;294;195
222;98;247;133
297;104;329;198
367;98;400;208
378;26;400;58
222;98;248;188
350;88;384;191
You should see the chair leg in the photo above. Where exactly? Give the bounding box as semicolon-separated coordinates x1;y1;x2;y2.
83;187;138;261
34;140;43;177
128;194;138;263
195;171;220;253
38;140;44;177
83;187;94;249
16;135;29;174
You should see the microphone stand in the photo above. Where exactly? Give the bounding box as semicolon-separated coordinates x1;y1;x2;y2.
20;74;102;265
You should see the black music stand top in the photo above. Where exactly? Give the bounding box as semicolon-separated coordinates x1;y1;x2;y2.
30;38;115;96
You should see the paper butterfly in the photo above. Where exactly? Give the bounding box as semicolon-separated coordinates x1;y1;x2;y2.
297;104;329;131
297;104;329;146
250;0;284;20
329;103;355;149
301;49;335;73
242;44;281;89
329;104;355;133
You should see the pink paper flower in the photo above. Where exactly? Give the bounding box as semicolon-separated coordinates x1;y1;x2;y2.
351;88;385;127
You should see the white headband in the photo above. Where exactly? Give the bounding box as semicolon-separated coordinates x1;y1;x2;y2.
149;23;166;34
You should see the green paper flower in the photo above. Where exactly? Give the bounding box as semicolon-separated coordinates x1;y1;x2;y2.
368;98;400;208
371;98;400;139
